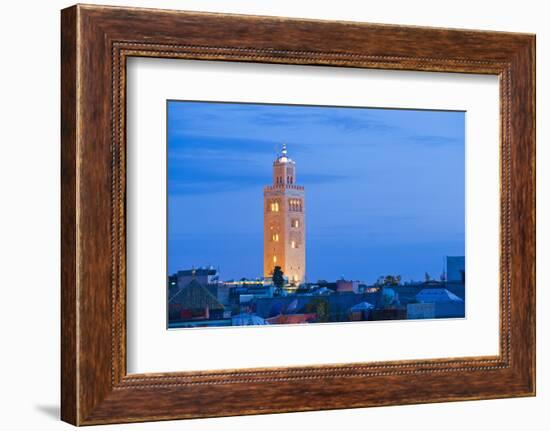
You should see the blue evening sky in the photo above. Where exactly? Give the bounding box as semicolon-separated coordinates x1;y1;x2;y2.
167;101;465;283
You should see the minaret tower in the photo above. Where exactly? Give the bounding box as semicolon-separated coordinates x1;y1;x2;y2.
263;144;306;285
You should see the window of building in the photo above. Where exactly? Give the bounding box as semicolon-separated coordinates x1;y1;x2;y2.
288;199;301;212
289;198;301;211
292;219;300;228
291;240;297;249
270;201;279;212
273;256;277;264
272;233;279;242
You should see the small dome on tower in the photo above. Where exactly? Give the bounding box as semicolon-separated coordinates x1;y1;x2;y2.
275;143;292;163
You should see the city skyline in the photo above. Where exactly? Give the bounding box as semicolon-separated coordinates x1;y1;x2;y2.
167;100;465;283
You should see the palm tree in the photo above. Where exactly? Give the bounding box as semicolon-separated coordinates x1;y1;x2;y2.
272;266;285;295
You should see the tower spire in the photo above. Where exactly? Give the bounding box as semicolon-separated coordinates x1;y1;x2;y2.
275;143;291;164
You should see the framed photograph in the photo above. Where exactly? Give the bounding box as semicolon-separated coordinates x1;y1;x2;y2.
61;4;535;425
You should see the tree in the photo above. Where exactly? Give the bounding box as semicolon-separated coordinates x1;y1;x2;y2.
306;298;330;322
383;275;401;286
376;275;402;286
272;266;285;295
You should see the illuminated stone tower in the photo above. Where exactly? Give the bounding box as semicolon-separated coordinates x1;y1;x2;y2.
263;144;306;285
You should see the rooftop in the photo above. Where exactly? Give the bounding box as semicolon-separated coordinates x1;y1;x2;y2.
169;279;225;310
416;288;464;303
177;267;218;277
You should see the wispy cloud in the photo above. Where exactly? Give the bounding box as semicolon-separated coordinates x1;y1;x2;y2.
168;134;281;160
406;134;463;146
169;178;263;195
168;101;396;143
300;173;348;184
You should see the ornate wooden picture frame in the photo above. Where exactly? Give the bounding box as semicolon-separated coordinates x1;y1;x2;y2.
61;4;535;425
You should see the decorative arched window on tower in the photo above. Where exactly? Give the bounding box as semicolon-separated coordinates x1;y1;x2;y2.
269;200;279;212
288;199;302;212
